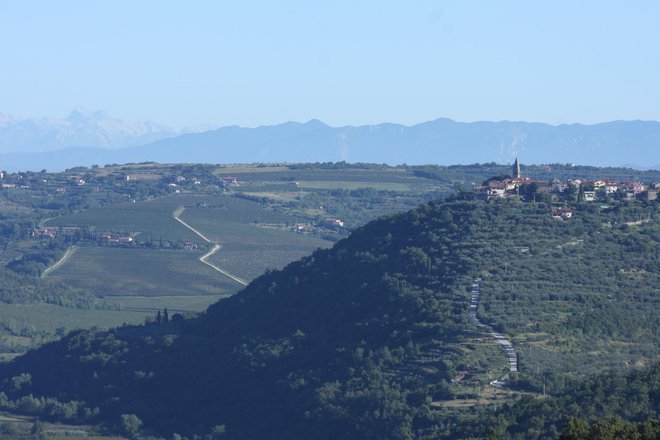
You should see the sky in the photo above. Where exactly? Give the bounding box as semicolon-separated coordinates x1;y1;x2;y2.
1;1;659;129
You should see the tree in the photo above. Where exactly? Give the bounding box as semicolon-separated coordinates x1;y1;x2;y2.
30;419;44;436
559;417;589;440
120;413;143;437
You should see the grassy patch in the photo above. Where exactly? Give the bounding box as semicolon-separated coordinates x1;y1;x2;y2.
297;180;413;191
215;165;291;174
45;246;242;297
0;303;145;335
179;211;331;280
100;294;225;312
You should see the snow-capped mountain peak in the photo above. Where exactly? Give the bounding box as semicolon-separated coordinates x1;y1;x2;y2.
0;107;178;152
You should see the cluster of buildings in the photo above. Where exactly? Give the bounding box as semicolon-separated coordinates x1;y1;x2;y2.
31;227;135;245
31;226;81;239
474;159;659;202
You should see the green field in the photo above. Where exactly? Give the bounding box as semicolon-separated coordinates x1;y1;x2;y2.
100;294;225;312
208;241;321;281
0;303;145;335
215;167;436;184
180;209;331;280
297;180;413;191
45;246;242;297
180;197;306;224
41;194;327;303
46;201;201;242
214;165;290;174
44;193;310;240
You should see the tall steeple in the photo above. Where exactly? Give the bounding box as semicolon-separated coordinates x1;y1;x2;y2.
513;158;521;179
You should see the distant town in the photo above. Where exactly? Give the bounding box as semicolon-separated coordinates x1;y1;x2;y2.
474;158;659;204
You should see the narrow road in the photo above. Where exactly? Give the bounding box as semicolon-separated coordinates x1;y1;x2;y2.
470;278;518;373
173;207;214;243
173;208;248;286
41;246;76;277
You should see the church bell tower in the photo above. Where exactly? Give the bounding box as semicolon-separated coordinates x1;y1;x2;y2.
513;158;521;179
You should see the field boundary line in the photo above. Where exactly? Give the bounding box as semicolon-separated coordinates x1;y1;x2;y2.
173;207;248;286
42;246;76;277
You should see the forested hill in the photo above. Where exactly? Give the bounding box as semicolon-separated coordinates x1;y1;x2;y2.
0;198;658;439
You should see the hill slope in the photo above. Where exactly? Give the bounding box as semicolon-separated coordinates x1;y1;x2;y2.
0;198;658;439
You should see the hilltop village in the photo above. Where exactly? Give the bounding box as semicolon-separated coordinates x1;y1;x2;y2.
474;158;659;204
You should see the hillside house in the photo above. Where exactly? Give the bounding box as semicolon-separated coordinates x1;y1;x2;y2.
221;176;239;187
623;181;646;195
551;207;573;219
322;218;344;228
583;191;596;202
603;183;620;195
473;181;507;199
184;241;198;251
552;179;568;193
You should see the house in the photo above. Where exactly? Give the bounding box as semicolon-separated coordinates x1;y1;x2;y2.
603;183;620;195
623;181;646;195
34;228;56;239
583;191;596;202
593;180;606;189
322;218;344;228
488;187;506;198
473;181;507;199
552;179;568;193
221;176;239;186
551;207;573;219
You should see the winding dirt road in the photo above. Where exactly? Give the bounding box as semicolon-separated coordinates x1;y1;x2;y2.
41;246;76;278
173;208;248;286
470;278;518;373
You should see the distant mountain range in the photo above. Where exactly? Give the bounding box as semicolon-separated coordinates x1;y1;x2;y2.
1;109;659;171
0;106;181;153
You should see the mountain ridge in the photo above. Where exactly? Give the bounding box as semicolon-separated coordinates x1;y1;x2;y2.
0;114;659;171
0;107;177;153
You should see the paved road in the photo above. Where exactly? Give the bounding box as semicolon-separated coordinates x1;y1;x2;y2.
470;278;518;373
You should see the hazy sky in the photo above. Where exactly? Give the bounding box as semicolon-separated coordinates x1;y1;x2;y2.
1;1;659;128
